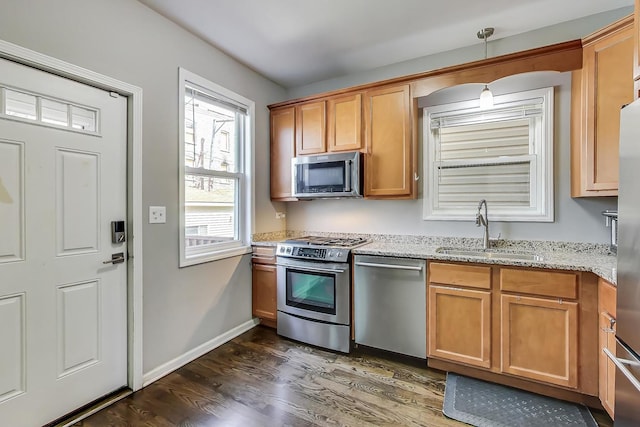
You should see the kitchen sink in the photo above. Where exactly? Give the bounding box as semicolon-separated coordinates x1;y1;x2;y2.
435;247;544;262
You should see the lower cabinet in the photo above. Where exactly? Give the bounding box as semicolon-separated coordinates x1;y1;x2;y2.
428;285;491;368
427;261;595;396
598;278;617;418
501;294;578;388
252;246;277;327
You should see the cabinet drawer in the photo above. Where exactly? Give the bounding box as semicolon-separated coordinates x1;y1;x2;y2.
599;278;616;317
429;262;491;289
500;269;578;299
252;246;277;264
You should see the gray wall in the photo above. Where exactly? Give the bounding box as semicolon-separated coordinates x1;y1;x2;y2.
282;8;629;244
0;0;286;374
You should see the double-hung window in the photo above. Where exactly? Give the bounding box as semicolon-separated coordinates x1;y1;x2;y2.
423;87;554;222
179;68;253;266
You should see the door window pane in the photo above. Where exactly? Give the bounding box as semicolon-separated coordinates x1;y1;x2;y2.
5;89;37;120
41;98;69;126
71;106;97;132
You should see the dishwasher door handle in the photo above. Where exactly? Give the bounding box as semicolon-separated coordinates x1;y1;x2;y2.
355;261;423;271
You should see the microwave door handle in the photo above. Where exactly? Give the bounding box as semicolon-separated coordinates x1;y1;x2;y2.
345;160;351;191
291;164;298;195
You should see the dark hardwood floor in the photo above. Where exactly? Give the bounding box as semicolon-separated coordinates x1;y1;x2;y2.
75;326;613;427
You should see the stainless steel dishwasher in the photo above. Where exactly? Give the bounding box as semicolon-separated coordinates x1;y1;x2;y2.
353;255;426;358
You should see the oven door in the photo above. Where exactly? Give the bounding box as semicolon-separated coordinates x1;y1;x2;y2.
277;257;350;325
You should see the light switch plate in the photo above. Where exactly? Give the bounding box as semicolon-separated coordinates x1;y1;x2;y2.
149;206;166;224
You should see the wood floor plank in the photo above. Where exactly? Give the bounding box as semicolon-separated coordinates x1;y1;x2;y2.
75;326;612;427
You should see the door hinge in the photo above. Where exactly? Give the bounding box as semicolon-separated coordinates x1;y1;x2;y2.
109;91;119;98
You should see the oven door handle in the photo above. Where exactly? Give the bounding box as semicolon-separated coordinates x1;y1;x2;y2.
604;347;640;393
278;264;347;274
355;261;423;271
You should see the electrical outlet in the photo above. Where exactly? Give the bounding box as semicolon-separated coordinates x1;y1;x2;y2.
149;206;166;224
275;212;286;219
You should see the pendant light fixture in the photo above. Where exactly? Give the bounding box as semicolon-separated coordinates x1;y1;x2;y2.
477;27;495;109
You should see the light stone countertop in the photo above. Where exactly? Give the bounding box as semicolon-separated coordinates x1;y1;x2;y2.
352;241;617;285
252;232;617;285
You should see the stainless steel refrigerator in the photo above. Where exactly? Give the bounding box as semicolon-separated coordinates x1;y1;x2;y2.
612;99;640;426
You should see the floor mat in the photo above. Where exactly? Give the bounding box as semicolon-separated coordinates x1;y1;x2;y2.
443;373;598;427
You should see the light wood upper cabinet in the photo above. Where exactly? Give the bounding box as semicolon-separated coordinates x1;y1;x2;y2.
598;278;617;419
363;84;415;198
501;294;578;389
328;93;362;152
270;106;296;200
571;15;634;197
296;100;326;155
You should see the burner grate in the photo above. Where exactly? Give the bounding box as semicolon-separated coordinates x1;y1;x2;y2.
286;236;368;248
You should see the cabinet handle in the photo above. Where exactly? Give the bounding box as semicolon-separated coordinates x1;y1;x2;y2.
603;347;640;393
602;317;616;333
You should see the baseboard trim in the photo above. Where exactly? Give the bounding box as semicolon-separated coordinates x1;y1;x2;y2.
142;318;259;387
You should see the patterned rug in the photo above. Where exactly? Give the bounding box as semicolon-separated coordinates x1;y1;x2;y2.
443;373;598;427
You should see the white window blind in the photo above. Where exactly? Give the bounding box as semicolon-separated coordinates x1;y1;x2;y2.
436;119;534;207
423;87;554;222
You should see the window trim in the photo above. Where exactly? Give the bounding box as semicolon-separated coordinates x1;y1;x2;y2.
178;68;254;267
422;87;554;222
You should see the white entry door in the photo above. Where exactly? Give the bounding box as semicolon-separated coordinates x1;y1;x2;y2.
0;57;127;426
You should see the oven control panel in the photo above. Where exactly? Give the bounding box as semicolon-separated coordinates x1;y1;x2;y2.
276;243;349;262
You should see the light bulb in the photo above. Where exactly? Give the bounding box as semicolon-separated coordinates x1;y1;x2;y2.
479;85;493;109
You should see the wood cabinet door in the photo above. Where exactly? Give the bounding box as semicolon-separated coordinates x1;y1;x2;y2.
328;93;362;152
501;294;578;388
599;310;616;418
296;100;326;155
252;263;277;322
428;285;491;368
270;106;296;200
598;278;616;419
572;19;633;196
363;84;414;198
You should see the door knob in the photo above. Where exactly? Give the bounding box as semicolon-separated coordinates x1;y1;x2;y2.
103;252;125;264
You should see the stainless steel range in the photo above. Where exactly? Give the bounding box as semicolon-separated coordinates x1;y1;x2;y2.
276;236;369;353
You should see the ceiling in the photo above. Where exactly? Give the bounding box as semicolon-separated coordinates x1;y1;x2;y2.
138;0;633;88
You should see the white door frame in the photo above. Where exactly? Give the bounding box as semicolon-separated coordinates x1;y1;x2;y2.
0;39;144;391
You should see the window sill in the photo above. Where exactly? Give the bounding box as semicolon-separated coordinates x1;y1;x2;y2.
180;245;252;267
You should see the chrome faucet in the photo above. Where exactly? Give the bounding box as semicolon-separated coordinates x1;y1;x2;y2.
476;199;490;249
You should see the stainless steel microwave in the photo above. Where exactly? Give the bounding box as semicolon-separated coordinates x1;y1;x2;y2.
292;151;363;198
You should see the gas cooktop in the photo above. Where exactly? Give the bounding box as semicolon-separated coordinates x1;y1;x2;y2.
284;236;369;248
277;236;369;262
